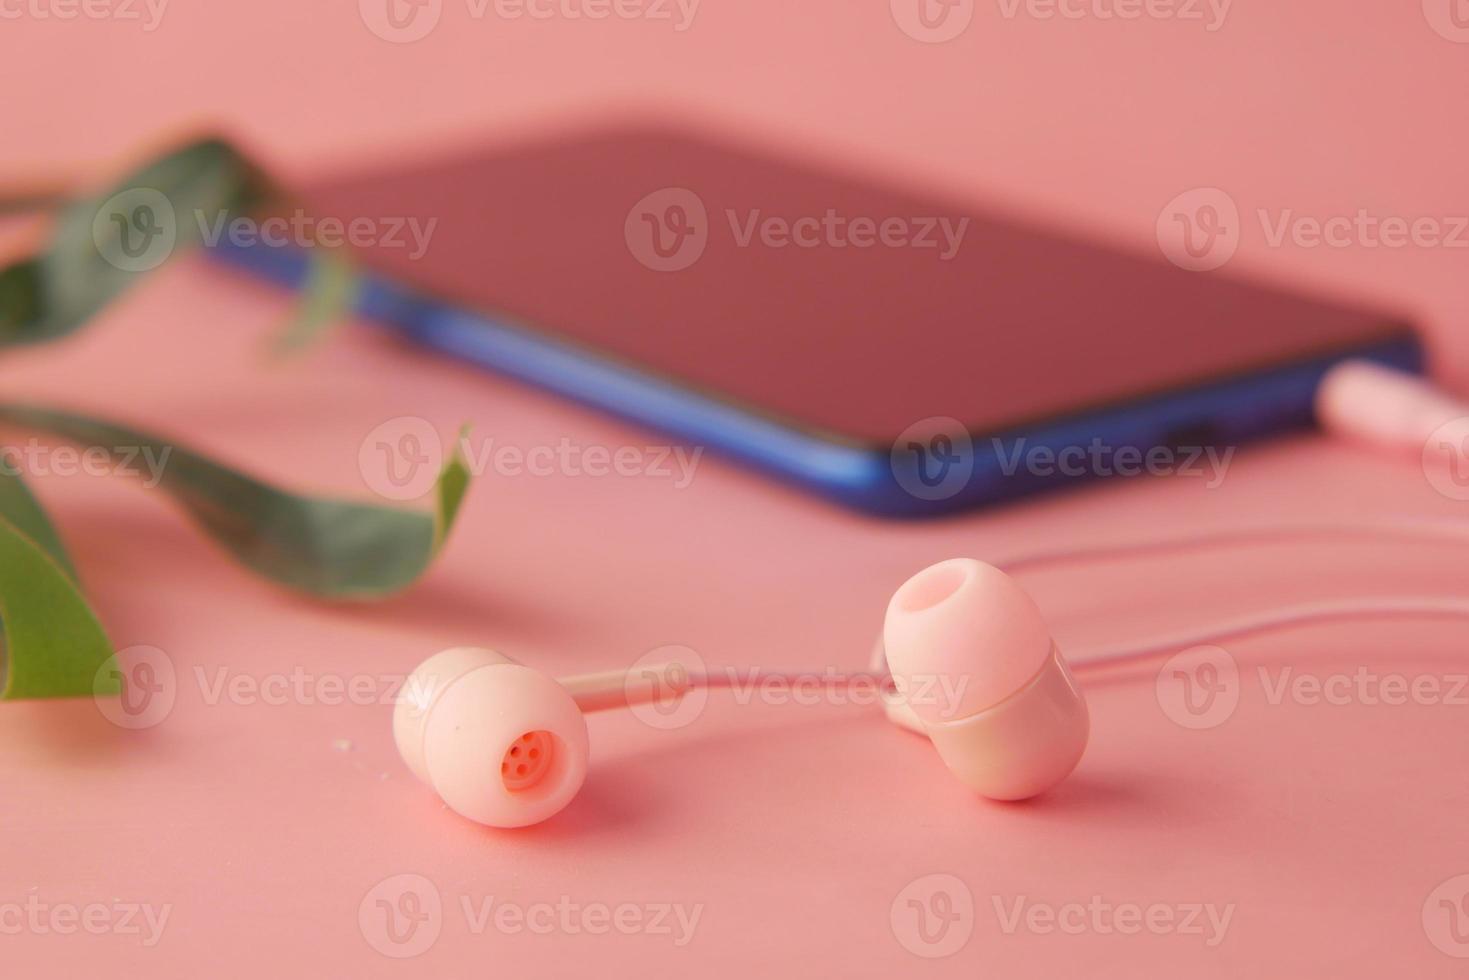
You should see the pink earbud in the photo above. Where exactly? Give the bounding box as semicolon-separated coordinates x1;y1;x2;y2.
394;647;691;828
395;560;1089;826
394;647;591;828
882;558;1089;800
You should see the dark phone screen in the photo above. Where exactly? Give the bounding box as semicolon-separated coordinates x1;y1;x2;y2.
291;127;1410;446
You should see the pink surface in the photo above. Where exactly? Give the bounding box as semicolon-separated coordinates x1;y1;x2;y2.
2;2;1469;976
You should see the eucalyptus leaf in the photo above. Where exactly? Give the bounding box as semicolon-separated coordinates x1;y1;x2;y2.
0;405;470;600
0;460;77;579
271;248;359;358
0;137;272;348
0;190;70;216
0;448;116;700
0;512;116;700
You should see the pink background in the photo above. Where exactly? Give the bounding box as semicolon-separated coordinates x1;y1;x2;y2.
2;1;1469;975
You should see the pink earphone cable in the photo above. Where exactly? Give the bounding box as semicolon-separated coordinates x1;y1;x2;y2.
599;587;1469;704
754;516;1469;685
1066;596;1469;671
989;515;1469;575
645;518;1469;693
987;516;1469;671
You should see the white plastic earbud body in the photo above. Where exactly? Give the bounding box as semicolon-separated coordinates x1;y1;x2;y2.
883;558;1089;800
394;647;590;828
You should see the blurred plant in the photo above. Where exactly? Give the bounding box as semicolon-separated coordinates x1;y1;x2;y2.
0;136;470;700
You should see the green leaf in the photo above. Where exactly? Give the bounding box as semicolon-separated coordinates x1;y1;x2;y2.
0;459;78;580
0;137;272;348
0;434;114;701
0;511;116;700
0;464;114;697
0;405;471;600
271;248;359;358
0;189;70;216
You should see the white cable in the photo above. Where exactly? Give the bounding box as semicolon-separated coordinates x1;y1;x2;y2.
1066;596;1469;671
991;516;1469;575
944;517;1469;673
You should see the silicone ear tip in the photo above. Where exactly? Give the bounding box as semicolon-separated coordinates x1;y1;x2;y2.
421;662;589;828
395;649;589;828
884;559;1054;724
394;647;512;784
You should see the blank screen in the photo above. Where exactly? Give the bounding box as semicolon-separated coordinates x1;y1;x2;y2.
291;126;1411;445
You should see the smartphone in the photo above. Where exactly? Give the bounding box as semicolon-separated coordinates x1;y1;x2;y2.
210;125;1422;516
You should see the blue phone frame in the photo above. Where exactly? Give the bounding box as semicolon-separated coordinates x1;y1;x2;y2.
210;240;1423;517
